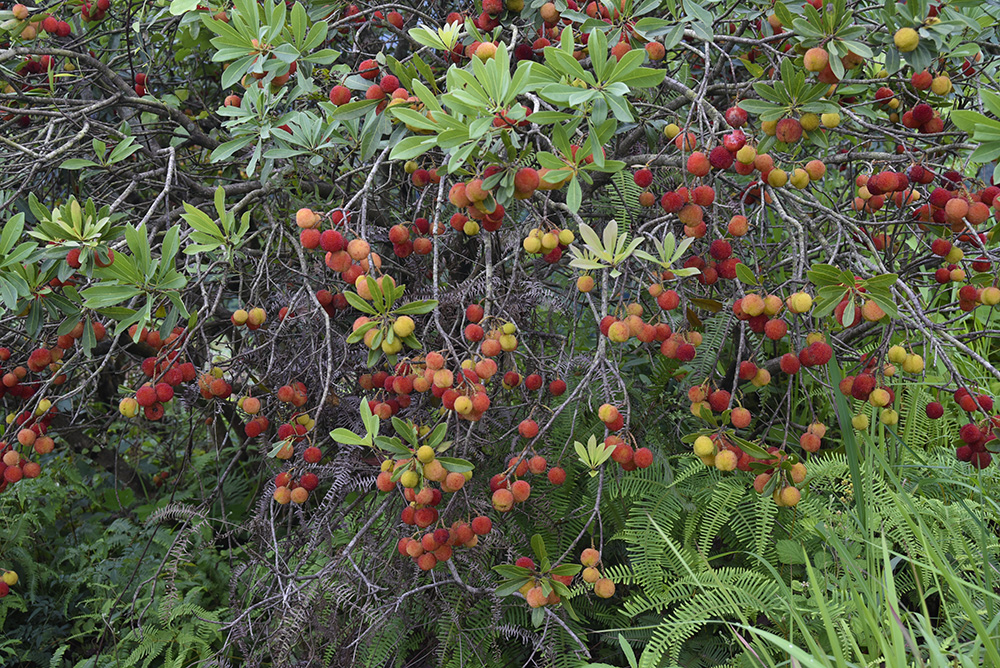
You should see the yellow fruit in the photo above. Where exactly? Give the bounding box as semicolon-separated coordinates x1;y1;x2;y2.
821;112;840;128
663;123;680;138
779;486;801;507
2;571;16;586
577;275;595;292
887;345;907;364
880;409;899;426
901;354;924;374
790;168;810;189
693;435;715;457
869;388;891;407
393;315;415;338
715;450;738;471
594;578;615;598
417;445;435;463
762;120;778;136
400;470;420;488
751;368;771;387
736;145;756;164
799;113;820;132
787;292;813;314
523;236;542;253
558;229;575;245
931;75;952;95
893;27;919;52
767;169;787;187
852;413;869;430
805;331;826;345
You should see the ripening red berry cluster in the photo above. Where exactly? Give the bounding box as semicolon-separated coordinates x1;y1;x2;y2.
396;516;492;571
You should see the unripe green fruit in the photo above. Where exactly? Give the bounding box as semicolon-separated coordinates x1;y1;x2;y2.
400;470;420;488
880;409;899;426
869;388;891;407
416;445;435;463
901;354;924;374
852;413;869;430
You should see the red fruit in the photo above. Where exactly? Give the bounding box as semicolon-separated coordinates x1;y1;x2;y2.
775;118;802;143
465;324;485;341
633;447;653;468
851;374;876;400
515;556;535;569
633;168;653;188
708;146;734;170
960;423;982;444
511;479;531;502
660;191;684;213
549;379;567;396
379;75;399;94
547;467;566;485
525;374;543;391
708;390;731;412
471;516;492;535
971;451;992;468
780;353;800;374
466;304;484;322
925;402;944;419
686;152;711;177
154;382;174;402
724;106;747;128
709;239;732;260
144;403;165;421
518;419;539;438
136;385;157;407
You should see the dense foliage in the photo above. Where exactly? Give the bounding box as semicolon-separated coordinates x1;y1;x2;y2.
0;0;999;665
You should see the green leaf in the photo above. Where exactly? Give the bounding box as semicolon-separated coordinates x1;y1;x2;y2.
776;539;807;564
495;578;532;597
59;159;100;170
494;565;532;578
394;299;438;315
734;263;759;285
344;291;377;315
531;534;550;572
436;457;474;473
330;428;368;446
566;177;582;213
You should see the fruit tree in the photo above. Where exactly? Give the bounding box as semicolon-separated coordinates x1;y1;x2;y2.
0;0;999;664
